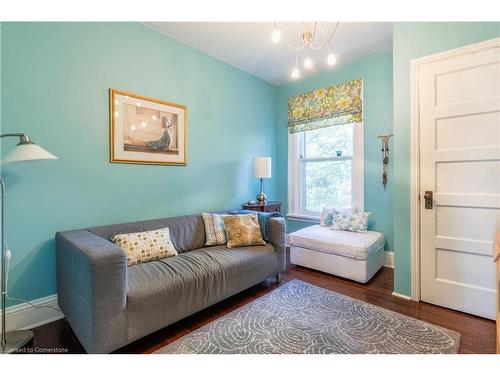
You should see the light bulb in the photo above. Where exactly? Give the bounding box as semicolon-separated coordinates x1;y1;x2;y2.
291;67;300;79
141;122;147;128
131;125;136;131
114;99;120;105
114;111;119;117
304;58;313;69
136;102;141;107
152;115;157;120
271;29;281;43
327;53;337;66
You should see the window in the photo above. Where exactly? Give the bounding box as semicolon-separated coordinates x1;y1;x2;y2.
288;122;364;220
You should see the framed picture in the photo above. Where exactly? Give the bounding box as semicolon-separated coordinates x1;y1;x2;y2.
109;89;187;165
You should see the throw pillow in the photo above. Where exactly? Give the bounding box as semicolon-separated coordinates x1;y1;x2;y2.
332;211;370;233
112;227;178;266
320;207;335;226
223;213;266;248
321;207;358;228
331;207;359;229
202;212;227;246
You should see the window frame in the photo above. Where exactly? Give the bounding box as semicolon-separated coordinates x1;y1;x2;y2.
287;122;364;221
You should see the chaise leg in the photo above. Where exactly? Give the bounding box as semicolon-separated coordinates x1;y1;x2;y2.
275;273;282;284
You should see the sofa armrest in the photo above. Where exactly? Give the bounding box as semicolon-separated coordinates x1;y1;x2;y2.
56;229;127;352
268;217;286;273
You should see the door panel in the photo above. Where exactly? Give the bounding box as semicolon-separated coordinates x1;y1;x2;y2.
436;248;496;289
419;39;500;319
436;206;498;242
436;161;499;194
436;112;500;150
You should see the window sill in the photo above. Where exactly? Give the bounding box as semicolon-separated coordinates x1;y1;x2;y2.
286;213;321;223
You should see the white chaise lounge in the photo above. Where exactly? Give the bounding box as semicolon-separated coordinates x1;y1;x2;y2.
289;225;385;283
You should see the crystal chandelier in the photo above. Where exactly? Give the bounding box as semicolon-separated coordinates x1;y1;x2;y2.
271;22;340;80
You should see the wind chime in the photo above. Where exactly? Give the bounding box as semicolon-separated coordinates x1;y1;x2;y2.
377;122;393;191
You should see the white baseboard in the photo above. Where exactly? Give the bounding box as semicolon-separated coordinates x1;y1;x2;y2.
391;291;412;300
0;294;64;333
384;251;394;268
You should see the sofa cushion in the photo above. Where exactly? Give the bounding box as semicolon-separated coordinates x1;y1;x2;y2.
125;244;278;339
201;213;227;246
112;227;178;265
87;214;205;253
223;213;266;248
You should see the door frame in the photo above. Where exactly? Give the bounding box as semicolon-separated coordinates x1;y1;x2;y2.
409;37;500;302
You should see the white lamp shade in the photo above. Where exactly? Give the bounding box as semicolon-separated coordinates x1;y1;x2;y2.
2;143;58;163
253;156;271;179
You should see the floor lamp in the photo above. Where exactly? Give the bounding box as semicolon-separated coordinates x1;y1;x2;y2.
0;133;57;353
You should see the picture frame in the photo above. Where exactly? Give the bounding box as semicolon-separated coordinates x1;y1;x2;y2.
109;89;187;166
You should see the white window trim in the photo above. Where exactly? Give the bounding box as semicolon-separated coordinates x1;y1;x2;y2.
287;122;364;221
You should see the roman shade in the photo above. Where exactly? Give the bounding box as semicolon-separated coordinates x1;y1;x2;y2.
287;79;363;134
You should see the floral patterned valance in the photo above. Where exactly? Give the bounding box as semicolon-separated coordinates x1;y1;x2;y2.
288;79;363;134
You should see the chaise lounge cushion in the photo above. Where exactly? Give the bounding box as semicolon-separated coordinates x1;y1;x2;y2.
289;225;384;260
125;244;278;340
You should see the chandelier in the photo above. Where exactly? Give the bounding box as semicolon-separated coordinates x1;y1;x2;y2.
271;22;340;80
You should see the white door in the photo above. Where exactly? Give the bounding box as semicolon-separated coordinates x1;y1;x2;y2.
418;38;500;319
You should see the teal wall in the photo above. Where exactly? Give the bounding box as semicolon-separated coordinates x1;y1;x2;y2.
0;22;277;306
393;22;500;296
3;21;500;307
276;51;394;251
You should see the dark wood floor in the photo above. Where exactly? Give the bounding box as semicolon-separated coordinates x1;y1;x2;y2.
29;259;496;354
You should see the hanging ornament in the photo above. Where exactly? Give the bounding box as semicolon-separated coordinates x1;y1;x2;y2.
377;122;393;191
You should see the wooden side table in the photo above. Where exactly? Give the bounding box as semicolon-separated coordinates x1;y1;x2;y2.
241;201;281;213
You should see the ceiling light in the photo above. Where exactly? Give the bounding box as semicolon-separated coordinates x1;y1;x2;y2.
327;53;337;66
271;22;340;80
271;29;281;43
304;58;313;69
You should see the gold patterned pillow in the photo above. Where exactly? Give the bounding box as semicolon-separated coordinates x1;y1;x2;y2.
112;227;178;266
222;213;266;248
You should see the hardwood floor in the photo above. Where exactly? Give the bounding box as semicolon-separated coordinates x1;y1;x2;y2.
29;259;496;354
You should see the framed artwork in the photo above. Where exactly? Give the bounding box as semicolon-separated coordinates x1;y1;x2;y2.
109;89;187;165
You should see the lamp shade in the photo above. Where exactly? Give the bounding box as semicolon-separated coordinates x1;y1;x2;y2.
3;143;57;163
253;156;271;179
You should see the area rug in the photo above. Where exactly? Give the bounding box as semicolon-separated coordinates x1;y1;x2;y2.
155;279;460;354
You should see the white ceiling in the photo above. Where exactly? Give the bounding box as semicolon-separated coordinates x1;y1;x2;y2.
144;22;393;86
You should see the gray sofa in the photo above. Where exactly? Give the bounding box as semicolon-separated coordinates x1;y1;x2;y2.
56;213;286;353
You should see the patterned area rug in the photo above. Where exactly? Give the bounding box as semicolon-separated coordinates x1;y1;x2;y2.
155;279;460;354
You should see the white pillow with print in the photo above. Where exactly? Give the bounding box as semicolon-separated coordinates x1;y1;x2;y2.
320;207;358;227
332;211;370;233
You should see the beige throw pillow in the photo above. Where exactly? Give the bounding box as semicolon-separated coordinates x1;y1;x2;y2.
223;213;266;248
112;227;178;266
202;212;227;246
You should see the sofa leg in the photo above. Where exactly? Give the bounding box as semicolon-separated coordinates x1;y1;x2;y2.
275;273;282;284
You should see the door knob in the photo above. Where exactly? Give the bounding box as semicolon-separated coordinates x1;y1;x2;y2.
424;191;433;209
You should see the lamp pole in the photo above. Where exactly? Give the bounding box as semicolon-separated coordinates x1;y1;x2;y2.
1;177;6;350
0;133;57;353
0;134;24;351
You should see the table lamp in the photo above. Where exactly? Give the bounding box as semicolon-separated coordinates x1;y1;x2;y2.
1;133;57;353
253;156;271;204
